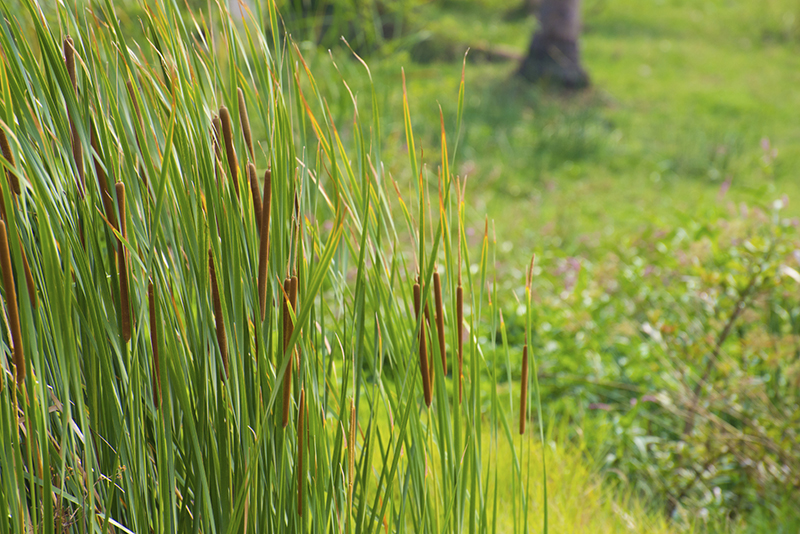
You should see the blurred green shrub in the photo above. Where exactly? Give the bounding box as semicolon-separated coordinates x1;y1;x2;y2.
496;197;800;526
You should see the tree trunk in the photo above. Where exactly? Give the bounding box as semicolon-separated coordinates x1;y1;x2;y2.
517;0;589;88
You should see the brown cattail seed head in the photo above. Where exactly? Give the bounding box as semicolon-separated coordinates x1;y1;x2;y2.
63;36;84;199
237;87;254;161
0;221;24;384
247;163;262;230
116;182;131;343
520;344;528;435
433;271;446;375
149;281;161;408
218;106;239;198
413;282;431;407
0;129;20;195
257;169;272;320
457;284;463;404
63;36;76;90
209;249;228;377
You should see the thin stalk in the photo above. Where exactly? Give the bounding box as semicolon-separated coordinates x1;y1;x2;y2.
116;182;131;343
0;220;23;383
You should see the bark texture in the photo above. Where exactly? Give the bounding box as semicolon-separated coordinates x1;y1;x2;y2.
518;0;589;88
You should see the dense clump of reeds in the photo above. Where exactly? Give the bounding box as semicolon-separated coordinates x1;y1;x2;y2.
0;3;546;533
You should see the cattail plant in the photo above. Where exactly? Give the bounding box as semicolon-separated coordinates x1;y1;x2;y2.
0;220;23;384
237;87;254;161
91;120;118;231
520;343;528;435
63;36;84;199
211;114;222;162
433;270;446;375
218;106;239;198
126;79;149;192
281;276;294;427
0;129;20;195
116;182;131;343
209;248;228;376
149;281;161;408
257;169;272;319
348;397;356;514
0;134;36;309
248;162;262;230
413;281;432;407
297;387;305;516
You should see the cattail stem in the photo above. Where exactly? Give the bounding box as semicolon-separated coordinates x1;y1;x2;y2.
209;249;228;377
0;221;24;384
413;282;432;407
237;88;254;161
64;36;84;199
116;182;131;343
149;281;161;408
219;106;239;198
281;277;293;428
424;298;433;387
433;271;446;375
247;163;262;232
0;129;20;195
126;80;150;193
457;284;463;404
297;387;305;516
0;184;36;308
520;344;528;435
91;120;118;231
257;170;272;320
20;246;36;309
348;397;356;510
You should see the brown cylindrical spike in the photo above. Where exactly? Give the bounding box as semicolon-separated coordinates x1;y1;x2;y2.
116;182;131;343
297;387;305;516
281;277;294;427
457;284;463;404
247;163;262;231
237;88;254;161
64;36;84;199
520;344;528;435
413;282;431;407
257;169;272;320
433;271;446;375
424;297;433;386
0;221;24;384
0;129;20;195
209;249;228;377
218;106;239;198
149;281;161;408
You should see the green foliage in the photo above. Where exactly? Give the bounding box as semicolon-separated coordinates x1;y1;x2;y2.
494;200;800;529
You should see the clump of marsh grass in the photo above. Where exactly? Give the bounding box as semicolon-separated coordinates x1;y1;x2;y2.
0;4;554;534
